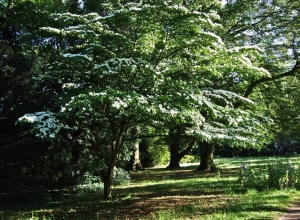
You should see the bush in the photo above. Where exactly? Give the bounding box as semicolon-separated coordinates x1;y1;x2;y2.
180;155;196;164
139;138;170;167
148;145;170;167
238;163;268;191
75;172;103;193
238;159;300;191
268;160;300;189
112;167;131;186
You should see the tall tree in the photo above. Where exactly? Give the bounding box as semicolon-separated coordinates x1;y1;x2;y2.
19;0;270;199
0;1;59;179
195;0;300;170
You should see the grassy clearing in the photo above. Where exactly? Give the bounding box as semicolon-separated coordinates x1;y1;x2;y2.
2;156;300;219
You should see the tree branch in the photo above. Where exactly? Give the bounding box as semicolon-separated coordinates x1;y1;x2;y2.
235;59;300;108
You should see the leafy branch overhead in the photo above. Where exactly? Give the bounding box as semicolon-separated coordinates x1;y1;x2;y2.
24;2;271;146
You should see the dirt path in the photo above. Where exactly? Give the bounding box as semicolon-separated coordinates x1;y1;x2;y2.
280;203;300;220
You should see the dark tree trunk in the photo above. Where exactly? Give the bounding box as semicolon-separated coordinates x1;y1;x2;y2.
103;149;118;200
167;135;195;170
167;142;181;169
166;127;181;169
167;140;196;169
196;141;215;171
103;164;114;200
103;121;127;200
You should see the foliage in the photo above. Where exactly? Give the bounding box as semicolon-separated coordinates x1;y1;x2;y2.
214;143;277;157
221;0;300;141
24;0;272;146
75;172;104;194
112;167;131;186
238;159;300;190
180;155;196;164
267;159;300;189
148;145;170;167
0;1;58;183
238;163;268;191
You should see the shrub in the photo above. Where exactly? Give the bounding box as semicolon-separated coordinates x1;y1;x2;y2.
238;163;268;191
268;160;300;189
238;159;300;191
75;172;103;193
148;145;170;167
139;138;170;167
180;155;196;164
112;167;131;186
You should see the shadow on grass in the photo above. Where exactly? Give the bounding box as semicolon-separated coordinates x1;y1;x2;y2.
1;162;298;220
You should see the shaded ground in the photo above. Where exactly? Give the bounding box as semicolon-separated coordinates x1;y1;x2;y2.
1;161;297;219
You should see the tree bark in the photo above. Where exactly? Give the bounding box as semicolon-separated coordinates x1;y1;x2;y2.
166;128;196;169
103;164;114;200
167;140;196;169
177;140;196;162
166;127;181;169
167;142;181;169
130;138;142;171
103;148;118;200
196;141;215;171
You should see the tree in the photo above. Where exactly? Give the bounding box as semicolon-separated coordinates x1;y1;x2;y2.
194;0;300;170
19;0;271;199
166;126;196;169
230;2;300;127
0;1;60;181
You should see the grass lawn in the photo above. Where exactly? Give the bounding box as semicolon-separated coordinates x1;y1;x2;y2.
2;156;300;219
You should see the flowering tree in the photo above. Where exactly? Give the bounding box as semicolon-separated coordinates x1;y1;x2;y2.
220;0;300;150
19;1;272;199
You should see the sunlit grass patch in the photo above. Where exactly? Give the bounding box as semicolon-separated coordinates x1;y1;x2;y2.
148;189;300;220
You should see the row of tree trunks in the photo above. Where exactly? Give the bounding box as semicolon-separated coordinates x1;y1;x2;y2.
167;138;215;171
166;127;210;170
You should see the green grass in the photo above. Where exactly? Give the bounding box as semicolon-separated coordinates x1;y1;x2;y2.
2;156;300;219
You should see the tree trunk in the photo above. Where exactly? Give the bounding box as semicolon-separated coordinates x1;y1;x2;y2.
103;150;118;200
129;127;142;171
196;141;215;171
103;121;127;200
167;141;196;170
167;127;181;169
167;142;181;169
177;140;196;161
131;139;142;171
167;127;196;169
103;165;114;200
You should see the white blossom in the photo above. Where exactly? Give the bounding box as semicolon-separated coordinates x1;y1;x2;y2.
63;83;79;89
112;98;128;109
18;112;64;139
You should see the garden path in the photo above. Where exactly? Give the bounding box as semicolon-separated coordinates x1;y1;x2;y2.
280;203;300;220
